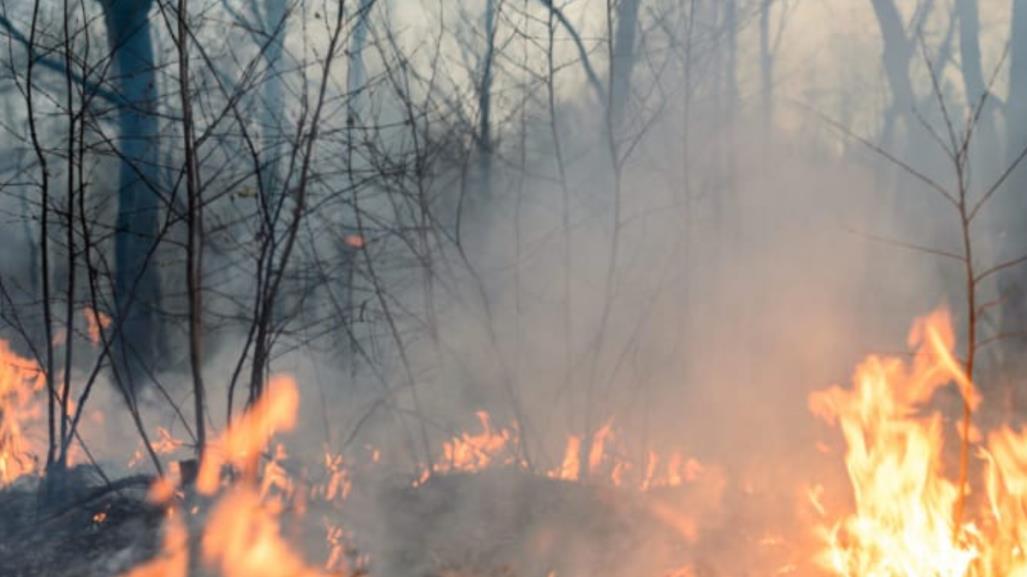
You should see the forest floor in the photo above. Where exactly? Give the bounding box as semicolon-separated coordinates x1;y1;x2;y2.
0;468;161;577
0;466;795;577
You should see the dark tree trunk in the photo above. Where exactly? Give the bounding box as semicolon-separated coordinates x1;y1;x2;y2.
100;0;162;391
957;0;999;183
478;0;496;196
261;0;286;202
609;0;640;129
870;0;915;149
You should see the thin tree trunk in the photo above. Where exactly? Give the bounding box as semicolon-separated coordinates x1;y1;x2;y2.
58;0;77;471
870;0;915;136
177;0;207;459
261;0;287;204
478;0;497;196
25;0;56;473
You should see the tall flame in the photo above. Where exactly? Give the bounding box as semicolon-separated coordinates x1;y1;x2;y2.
202;486;328;577
810;308;1027;577
125;375;333;577
197;375;299;494
0;340;45;485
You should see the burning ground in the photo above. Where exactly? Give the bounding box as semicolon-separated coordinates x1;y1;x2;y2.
0;306;1025;577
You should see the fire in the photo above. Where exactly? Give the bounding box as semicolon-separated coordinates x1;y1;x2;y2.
122;508;189;577
203;486;329;577
589;422;615;472
126;375;335;577
198;375;299;494
553;435;581;481
809;308;1027;577
128;427;187;469
0;340;45;485
82;306;111;346
198;376;331;576
319;449;352;503
439;411;516;470
547;424;705;491
407;408;710;498
437;411;518;472
415;410;520;484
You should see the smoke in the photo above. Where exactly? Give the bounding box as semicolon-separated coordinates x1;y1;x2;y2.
2;1;1025;575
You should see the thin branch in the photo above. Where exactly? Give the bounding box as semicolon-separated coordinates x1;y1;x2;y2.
974;253;1027;285
843;225;965;262
793;99;959;208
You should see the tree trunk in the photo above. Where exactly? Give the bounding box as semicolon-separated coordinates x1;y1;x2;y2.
100;0;162;391
957;0;999;181
996;0;1027;410
869;0;915;148
261;0;286;202
1006;0;1027;190
609;0;640;129
478;0;497;196
348;0;374;106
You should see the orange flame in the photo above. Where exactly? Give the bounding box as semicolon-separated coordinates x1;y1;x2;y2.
198;375;299;494
416;411;519;485
125;375;334;577
202;486;329;577
0;340;45;485
439;411;516;471
82;306;111;346
809;307;1027;577
319;450;352;503
121;509;189;577
553;435;581;481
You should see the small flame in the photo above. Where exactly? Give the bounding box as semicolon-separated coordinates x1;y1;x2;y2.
82;306;111;346
319;450;352;503
417;411;519;485
553;435;581;481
